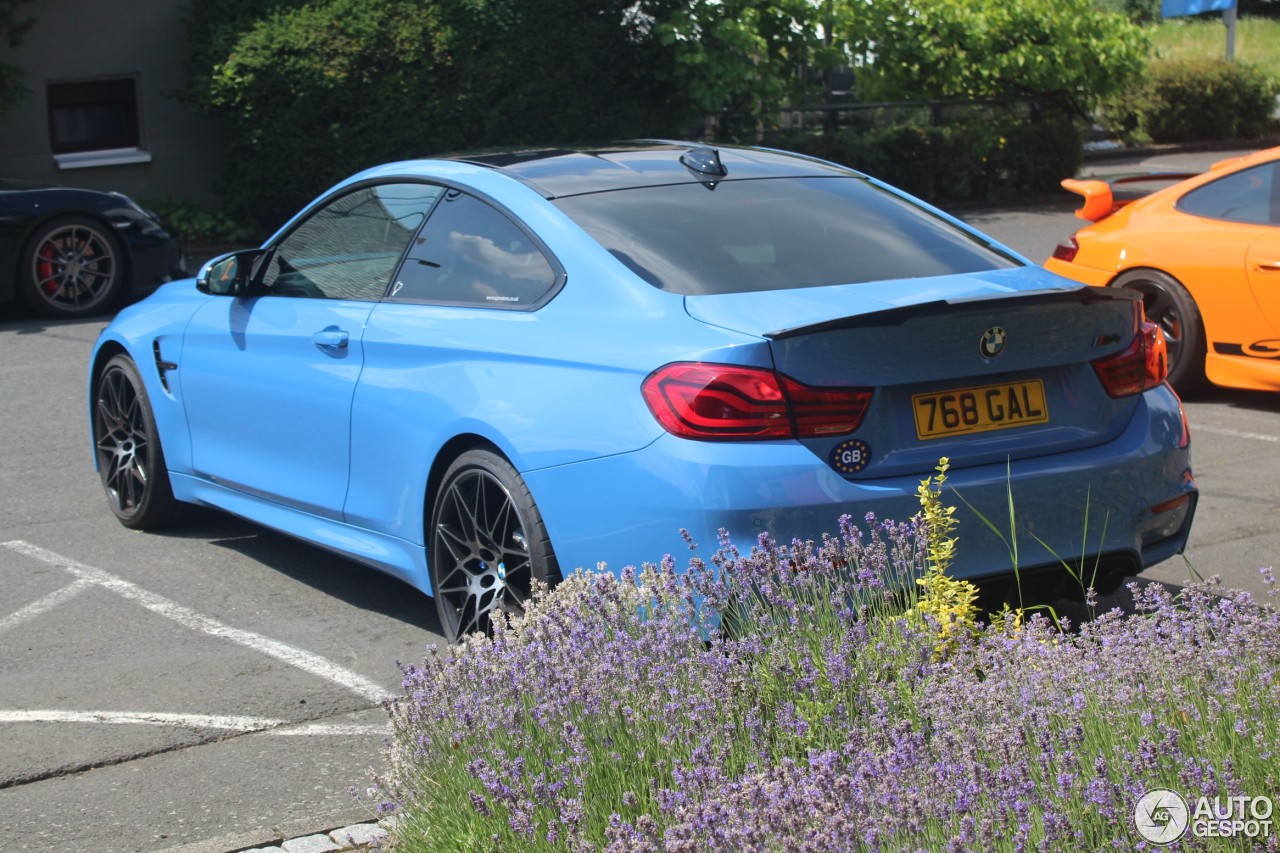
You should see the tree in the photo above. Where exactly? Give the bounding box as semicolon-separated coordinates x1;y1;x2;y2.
0;0;34;116
186;0;685;229
423;0;685;148
652;0;831;131
187;0;445;227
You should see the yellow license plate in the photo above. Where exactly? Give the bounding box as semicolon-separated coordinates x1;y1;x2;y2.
912;380;1049;440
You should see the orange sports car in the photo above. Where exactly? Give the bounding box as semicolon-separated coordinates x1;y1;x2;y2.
1044;146;1280;395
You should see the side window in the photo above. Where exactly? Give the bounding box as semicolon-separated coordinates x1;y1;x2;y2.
260;183;443;300
1177;162;1279;226
387;191;559;309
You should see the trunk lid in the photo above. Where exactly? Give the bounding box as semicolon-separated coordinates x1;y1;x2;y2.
684;267;1143;478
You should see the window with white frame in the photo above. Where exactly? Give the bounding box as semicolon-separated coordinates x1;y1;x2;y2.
47;78;151;169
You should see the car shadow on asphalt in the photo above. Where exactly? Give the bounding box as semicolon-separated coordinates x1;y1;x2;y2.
970;567;1190;631
149;506;1210;640
155;505;445;636
1182;385;1280;414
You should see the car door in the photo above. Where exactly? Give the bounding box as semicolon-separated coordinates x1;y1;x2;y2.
1243;162;1280;334
179;182;442;518
1247;230;1280;336
1176;159;1279;339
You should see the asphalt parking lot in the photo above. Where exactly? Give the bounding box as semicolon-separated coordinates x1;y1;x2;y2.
1;145;1277;852
0;314;434;851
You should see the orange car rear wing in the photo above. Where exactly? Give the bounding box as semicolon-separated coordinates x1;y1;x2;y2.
1061;173;1200;222
1061;179;1114;222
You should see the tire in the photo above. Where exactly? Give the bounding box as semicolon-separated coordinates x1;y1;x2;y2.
1112;269;1208;396
92;354;181;530
20;215;126;318
428;450;560;643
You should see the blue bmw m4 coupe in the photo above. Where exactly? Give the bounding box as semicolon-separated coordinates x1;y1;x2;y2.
89;143;1196;642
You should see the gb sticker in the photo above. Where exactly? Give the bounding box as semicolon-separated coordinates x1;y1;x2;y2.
830;439;871;475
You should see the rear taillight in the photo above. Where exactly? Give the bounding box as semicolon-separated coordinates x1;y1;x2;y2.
642;362;872;441
1052;236;1079;263
1091;306;1168;397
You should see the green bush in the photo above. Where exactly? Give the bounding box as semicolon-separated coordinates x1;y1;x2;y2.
185;0;684;231
773;107;1081;207
1095;0;1163;25
141;197;258;247
853;0;1149;114
1103;59;1279;144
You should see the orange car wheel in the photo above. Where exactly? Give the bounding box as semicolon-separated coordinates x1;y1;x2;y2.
1112;269;1207;396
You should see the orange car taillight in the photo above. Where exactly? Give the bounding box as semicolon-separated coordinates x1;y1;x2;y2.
1091;306;1168;397
642;362;872;440
1052;236;1080;263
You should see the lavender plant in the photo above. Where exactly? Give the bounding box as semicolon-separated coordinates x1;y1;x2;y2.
377;481;1280;851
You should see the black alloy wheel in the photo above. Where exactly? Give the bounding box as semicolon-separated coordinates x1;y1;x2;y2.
93;354;180;529
22;215;125;318
1113;269;1208;396
429;450;559;643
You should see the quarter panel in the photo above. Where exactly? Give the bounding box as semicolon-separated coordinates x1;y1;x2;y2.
343;278;765;544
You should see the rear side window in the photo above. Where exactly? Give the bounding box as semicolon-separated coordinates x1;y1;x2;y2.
387;191;559;309
1177;162;1279;225
553;176;1019;295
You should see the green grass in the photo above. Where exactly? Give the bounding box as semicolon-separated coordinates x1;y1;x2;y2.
1150;15;1280;80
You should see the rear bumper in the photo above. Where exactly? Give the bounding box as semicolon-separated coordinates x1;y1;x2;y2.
525;383;1195;581
124;227;186;300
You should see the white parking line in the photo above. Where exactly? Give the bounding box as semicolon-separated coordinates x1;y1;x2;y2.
0;710;389;737
0;710;286;732
266;722;389;737
0;577;93;636
1;540;395;704
1195;424;1280;443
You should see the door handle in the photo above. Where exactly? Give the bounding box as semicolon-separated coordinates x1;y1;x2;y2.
1255;262;1280;273
311;329;349;350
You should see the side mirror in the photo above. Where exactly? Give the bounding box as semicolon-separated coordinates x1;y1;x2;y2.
196;249;268;296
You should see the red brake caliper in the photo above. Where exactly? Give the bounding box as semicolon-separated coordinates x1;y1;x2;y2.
38;243;58;295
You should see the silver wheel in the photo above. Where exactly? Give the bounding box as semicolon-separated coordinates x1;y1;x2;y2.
23;216;124;317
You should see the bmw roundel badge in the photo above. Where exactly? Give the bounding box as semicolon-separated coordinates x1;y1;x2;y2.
980;326;1007;359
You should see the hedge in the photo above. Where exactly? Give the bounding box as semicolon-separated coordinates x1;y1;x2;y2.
1102;59;1279;144
767;103;1083;207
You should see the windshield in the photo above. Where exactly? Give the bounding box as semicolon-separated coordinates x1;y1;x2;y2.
553;176;1020;295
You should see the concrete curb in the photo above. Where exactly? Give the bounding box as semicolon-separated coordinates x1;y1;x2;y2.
155;815;396;853
239;818;392;852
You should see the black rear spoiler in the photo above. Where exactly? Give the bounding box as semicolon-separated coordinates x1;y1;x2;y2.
765;284;1135;340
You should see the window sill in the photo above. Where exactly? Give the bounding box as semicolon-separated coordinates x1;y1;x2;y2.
54;147;152;170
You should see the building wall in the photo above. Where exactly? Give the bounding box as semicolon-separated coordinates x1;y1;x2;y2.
0;0;228;205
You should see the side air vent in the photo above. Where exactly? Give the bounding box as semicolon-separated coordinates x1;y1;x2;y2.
153;339;177;392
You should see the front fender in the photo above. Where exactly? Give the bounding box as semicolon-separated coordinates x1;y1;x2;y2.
87;280;211;475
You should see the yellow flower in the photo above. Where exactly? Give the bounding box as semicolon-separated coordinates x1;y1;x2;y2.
910;459;978;658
